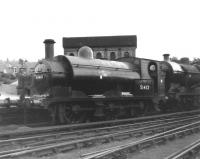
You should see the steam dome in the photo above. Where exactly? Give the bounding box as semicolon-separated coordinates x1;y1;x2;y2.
78;46;94;59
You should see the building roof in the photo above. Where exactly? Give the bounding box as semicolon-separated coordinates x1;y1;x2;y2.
63;35;137;48
0;61;36;73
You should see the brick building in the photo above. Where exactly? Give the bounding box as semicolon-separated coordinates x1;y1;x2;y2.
63;35;137;60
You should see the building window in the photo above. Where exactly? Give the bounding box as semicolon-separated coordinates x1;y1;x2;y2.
124;52;130;57
69;53;75;56
13;67;17;73
110;52;116;60
96;52;102;59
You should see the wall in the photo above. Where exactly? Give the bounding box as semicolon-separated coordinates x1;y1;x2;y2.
64;46;136;60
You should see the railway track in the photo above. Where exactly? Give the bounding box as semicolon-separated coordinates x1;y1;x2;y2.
0;111;200;158
0;115;198;150
0;109;199;140
164;138;200;159
81;120;200;159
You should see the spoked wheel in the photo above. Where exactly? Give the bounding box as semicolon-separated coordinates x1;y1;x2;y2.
76;111;88;123
49;104;75;124
57;105;72;124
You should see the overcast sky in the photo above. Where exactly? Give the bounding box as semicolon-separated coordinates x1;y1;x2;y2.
0;0;199;61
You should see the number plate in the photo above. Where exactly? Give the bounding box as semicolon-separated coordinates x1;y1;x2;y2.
135;79;154;96
35;75;43;79
140;84;150;90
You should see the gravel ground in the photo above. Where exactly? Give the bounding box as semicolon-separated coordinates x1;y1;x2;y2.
0;83;18;96
0;124;32;133
128;132;200;159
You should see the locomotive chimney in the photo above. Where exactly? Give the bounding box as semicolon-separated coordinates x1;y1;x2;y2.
180;57;190;64
44;39;55;60
163;54;170;62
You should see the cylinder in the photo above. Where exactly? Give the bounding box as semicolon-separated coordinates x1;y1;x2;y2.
44;39;55;60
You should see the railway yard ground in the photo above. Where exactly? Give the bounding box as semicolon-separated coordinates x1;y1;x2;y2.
0;83;52;126
0;124;32;133
0;110;199;158
129;133;200;159
30;131;200;159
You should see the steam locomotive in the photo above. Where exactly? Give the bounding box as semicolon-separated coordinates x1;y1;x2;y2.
19;39;200;124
